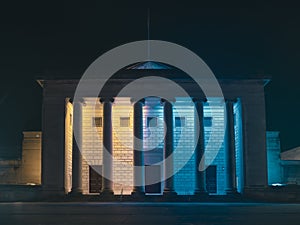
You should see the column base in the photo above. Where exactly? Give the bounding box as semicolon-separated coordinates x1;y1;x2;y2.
100;189;114;196
42;186;66;197
163;189;177;196
69;188;83;196
194;189;208;197
131;190;145;198
40;187;66;201
226;188;239;196
243;186;268;199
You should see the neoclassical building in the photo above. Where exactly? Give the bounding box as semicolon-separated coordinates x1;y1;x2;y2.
38;62;269;198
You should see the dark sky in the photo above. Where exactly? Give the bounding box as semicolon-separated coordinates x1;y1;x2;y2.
0;3;300;157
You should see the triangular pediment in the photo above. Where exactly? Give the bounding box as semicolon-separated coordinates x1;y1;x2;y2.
127;61;171;70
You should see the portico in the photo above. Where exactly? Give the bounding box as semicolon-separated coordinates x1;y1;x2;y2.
39;62;269;198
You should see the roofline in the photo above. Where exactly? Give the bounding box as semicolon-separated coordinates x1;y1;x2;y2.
263;78;271;87
36;80;44;88
36;67;272;91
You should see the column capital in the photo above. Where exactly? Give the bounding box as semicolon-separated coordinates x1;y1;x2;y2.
225;98;238;104
100;97;115;104
69;98;85;105
192;97;207;103
160;98;176;105
130;98;145;105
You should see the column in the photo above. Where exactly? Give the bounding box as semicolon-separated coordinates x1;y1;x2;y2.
162;99;176;195
71;99;83;194
101;98;114;195
193;98;207;195
132;99;145;195
225;99;237;194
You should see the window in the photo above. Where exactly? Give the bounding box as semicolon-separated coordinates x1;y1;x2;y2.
93;117;102;127
175;117;185;127
147;117;157;127
120;117;130;127
204;117;212;127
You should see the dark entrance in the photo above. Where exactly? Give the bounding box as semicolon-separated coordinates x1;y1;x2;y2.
206;165;217;194
89;165;102;193
145;165;161;194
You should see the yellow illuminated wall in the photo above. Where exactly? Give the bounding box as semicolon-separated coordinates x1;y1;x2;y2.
0;131;42;185
82;98;103;194
112;98;134;195
20;131;42;185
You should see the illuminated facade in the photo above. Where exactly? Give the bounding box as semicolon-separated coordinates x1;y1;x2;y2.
39;62;270;198
267;132;300;186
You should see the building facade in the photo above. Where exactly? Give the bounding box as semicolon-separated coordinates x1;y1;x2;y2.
0;132;41;185
267;132;300;186
38;62;270;198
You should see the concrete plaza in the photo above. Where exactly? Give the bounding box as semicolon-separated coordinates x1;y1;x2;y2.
0;202;299;225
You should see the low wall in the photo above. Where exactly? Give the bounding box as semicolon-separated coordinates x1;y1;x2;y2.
0;185;42;202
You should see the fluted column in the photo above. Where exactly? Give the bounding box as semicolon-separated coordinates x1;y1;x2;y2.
193;98;207;195
162;99;176;195
101;98;114;195
71;99;83;194
132;99;145;195
225;99;237;194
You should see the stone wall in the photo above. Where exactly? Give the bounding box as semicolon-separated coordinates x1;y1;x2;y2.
204;100;226;195
20;131;42;185
143;97;164;193
173;100;195;195
81;98;103;194
81;97;134;195
266;131;282;185
0;131;41;185
112;98;133;195
0;160;21;184
282;163;300;185
72;97;244;196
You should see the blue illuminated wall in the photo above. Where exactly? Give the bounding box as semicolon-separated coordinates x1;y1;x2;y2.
173;100;195;195
142;97;243;195
266;132;300;185
204;99;226;195
173;98;228;195
266;131;282;185
143;97;164;194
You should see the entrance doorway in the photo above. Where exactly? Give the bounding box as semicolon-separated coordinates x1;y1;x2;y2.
145;165;162;194
206;165;217;194
144;147;164;195
89;165;102;193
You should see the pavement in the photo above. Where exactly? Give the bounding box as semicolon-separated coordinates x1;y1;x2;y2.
0;202;300;225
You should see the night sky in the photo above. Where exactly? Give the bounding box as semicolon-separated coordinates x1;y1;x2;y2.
0;3;300;158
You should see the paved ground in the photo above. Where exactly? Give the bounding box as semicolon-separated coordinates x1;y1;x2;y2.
0;202;299;225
